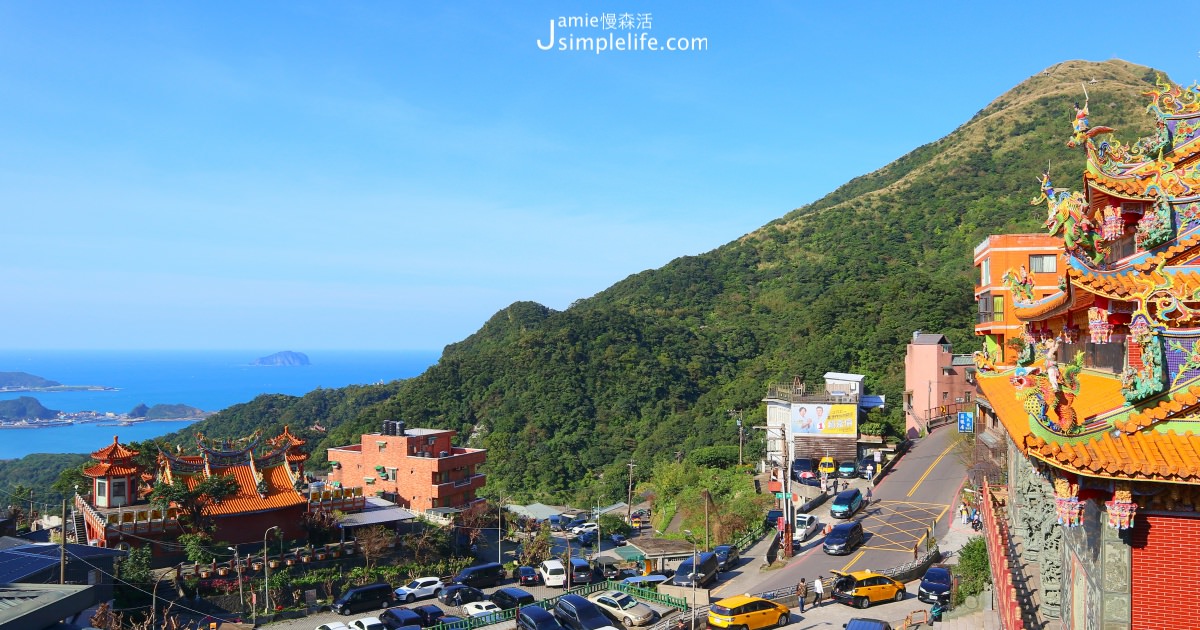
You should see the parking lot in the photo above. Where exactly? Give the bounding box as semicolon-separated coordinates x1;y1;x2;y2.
260;571;675;630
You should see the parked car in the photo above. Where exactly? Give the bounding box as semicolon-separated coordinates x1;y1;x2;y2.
588;590;656;627
577;530;597;547
349;618;386;630
545;515;565;531
566;517;588;531
844;620;893;630
491;587;536;610
516;605;565;630
713;544;739;571
439;584;486;607
793;513;820;542
568;558;595;586
463;601;503;618
571;522;599;536
764;509;784;530
592;556;624;580
838;460;859;478
410;604;448;627
539;559;567;587
917;564;953;604
393;577;444;603
856;456;874;478
670;552;719;587
517;565;543;586
831;570;906;609
822;521;864;555
818;456;837;477
707;595;790;630
316;623;352;630
791;457;816;482
830;488;864;519
610;533;627;546
452;562;506;589
335;583;395;616
380;607;424;630
552;594;620;630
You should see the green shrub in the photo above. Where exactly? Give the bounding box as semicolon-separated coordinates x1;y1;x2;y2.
953;536;990;605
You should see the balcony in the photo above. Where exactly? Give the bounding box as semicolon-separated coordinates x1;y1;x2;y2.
411;448;487;472
432;473;486;497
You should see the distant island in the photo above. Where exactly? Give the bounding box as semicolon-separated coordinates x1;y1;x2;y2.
129;403;207;420
0;396;60;421
252;351;310;367
0;371;115;393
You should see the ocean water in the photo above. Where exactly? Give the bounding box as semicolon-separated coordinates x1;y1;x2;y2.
0;350;439;459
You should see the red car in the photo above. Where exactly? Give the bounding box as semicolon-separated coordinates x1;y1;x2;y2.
517;565;542;586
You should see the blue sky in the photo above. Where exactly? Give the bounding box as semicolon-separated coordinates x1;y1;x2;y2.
2;2;1197;351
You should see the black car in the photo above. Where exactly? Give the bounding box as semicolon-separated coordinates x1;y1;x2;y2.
610;534;627;546
577;530;597;547
713;544;739;571
438;584;486;607
822;521;864;556
517;565;542;587
381;607;424;630
791;457;816;482
553;594;613;630
411;604;447;627
764;509;784;531
491;587;536;610
917;565;953;604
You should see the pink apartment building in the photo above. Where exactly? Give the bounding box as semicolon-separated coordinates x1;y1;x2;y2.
903;331;975;438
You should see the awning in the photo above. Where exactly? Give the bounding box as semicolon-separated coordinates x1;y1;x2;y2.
339;497;416;528
613;546;645;562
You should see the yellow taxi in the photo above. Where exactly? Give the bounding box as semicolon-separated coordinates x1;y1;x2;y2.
830;570;907;609
818;456;837;477
707;595;790;630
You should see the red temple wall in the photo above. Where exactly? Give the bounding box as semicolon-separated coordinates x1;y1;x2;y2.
1130;513;1200;629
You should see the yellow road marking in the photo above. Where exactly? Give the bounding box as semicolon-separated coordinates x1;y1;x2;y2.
710;582;729;596
907;441;957;498
874;500;953;508
860;545;923;552
838;550;865;573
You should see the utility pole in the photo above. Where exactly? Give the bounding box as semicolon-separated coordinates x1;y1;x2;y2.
28;489;34;531
730;410;744;466
702;490;710;550
59;498;67;584
625;459;636;525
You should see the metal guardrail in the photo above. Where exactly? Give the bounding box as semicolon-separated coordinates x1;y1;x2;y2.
730;523;766;552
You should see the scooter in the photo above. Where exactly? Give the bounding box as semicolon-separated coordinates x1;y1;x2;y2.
930;592;951;623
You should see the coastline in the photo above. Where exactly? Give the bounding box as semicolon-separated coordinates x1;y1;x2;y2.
0;385;118;393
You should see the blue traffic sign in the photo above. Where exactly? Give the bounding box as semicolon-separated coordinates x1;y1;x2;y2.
958;411;975;433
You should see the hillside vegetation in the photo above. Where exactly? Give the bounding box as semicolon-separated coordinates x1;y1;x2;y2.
10;60;1172;506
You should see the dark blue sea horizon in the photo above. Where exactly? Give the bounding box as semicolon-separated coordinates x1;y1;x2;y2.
0;349;440;459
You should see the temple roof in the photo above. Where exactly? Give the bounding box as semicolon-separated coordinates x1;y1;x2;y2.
82;462;140;478
978;369;1200;484
156;431;307;516
270;425;306;448
90;436;138;461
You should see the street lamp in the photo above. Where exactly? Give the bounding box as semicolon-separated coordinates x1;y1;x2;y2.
683;529;698;629
262;525;279;615
227;546;244;615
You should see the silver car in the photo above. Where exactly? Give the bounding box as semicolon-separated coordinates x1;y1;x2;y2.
588;590;656;626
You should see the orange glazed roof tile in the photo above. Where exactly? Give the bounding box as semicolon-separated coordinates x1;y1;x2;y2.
181;463;306;516
91;436;139;461
271;425;306;448
1028;429;1200;482
82;462;141;478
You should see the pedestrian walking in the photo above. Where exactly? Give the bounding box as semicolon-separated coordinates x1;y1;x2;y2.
796;578;808;613
960;503;969;524
865;485;873;503
913;542;919;561
813;575;824;607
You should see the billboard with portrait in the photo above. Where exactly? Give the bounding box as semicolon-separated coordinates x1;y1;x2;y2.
789;403;857;437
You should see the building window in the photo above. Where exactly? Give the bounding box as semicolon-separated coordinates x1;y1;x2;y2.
112;479;126;501
96;478;107;498
942;391;949;401
980;258;990;286
1030;254;1056;273
387;467;398;481
992;295;1004;322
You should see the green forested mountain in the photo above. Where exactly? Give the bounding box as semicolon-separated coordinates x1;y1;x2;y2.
8;60;1172;505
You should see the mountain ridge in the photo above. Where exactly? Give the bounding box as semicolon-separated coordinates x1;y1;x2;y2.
9;59;1174;504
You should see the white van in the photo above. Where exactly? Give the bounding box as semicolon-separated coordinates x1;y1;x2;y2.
539;559;567;588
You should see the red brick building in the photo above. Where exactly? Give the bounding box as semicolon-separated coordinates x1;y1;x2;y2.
327;421;486;513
